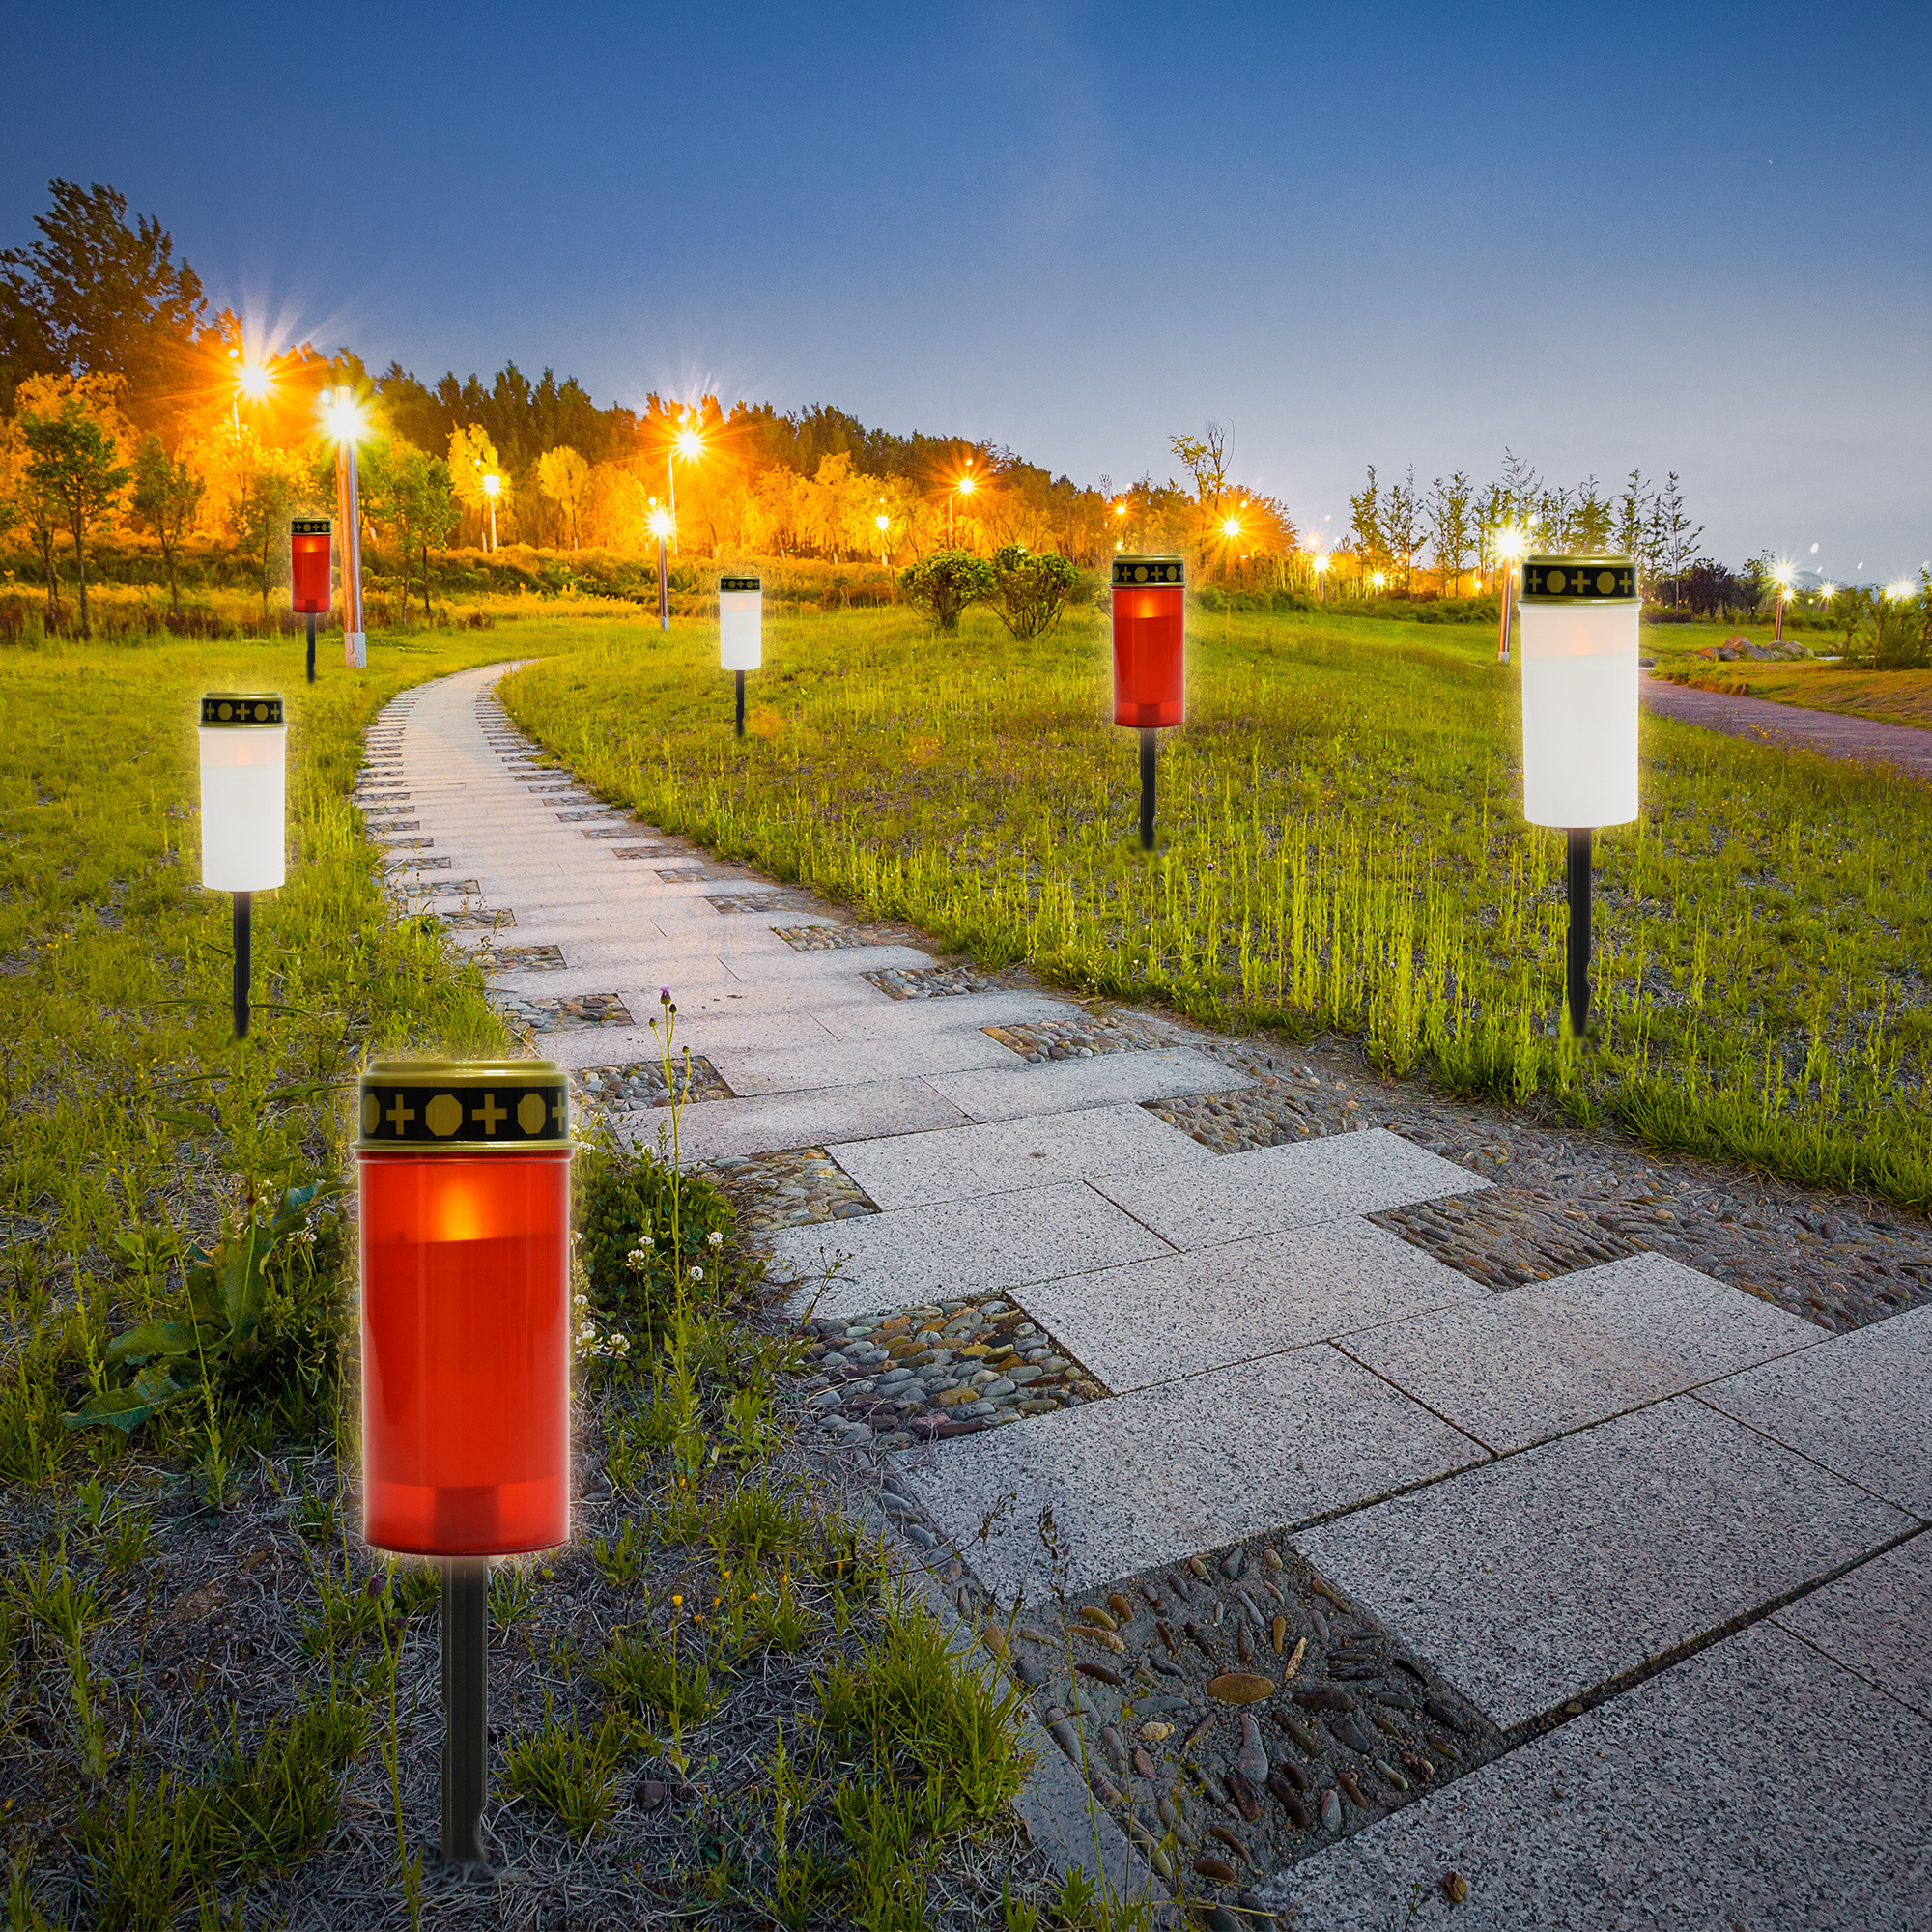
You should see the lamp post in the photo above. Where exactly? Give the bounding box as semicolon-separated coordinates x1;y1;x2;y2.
669;423;701;558
950;467;975;544
324;388;368;670
199;693;286;1039
648;507;673;631
1311;550;1329;602
356;1058;572;1869
292;518;330;685
1113;554;1185;851
1493;526;1526;665
720;573;761;738
481;473;500;554
1771;563;1793;644
875;511;891;568
1519;554;1638;1040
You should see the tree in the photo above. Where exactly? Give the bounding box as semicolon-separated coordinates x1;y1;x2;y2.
447;423;502;547
1651;473;1702;607
226;443;301;620
988;545;1080;640
1572;476;1613;552
898;550;995;632
20;395;130;637
1382;467;1423;594
1425;472;1474;593
1348;466;1386;587
389;444;460;623
0;180;209;430
1170;425;1231;509
130;434;205;615
1614;471;1656;589
536;445;590;549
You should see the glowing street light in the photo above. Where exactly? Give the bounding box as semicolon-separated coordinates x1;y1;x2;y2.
647;504;674;632
1519;555;1639;1041
1771;561;1794;643
1113;554;1185;851
199;693;286;1038
950;464;976;544
320;386;369;669
666;416;702;557
480;472;501;553
356;1057;572;1868
227;346;273;432
1493;526;1527;664
875;509;892;567
1371;570;1386;593
720;572;761;737
1310;549;1330;602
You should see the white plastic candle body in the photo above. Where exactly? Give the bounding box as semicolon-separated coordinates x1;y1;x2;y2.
199;720;287;890
719;585;761;670
1520;596;1637;829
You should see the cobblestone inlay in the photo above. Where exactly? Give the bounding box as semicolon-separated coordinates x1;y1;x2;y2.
364;818;420;834
708;893;794;914
525;782;577;793
773;924;897;951
355;781;409;795
575;1057;735;1109
380;836;435;851
986;1010;1168;1063
1368;1191;1640;1291
582;827;659;842
440;909;517;931
481;943;568;974
699;1146;879;1235
865;964;1001;999
497;992;635;1032
794;1295;1110;1448
388;854;453;871
1156;1044;1932;1335
555;810;614;823
923;1530;1504;1901
610;845;668;861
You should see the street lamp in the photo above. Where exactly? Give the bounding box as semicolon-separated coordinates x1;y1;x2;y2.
481;472;500;554
199;693;286;1039
1519;555;1638;1041
356;1056;572;1868
720;572;761;737
950;466;976;544
668;419;702;557
1493;526;1527;664
1771;562;1794;643
291;518;331;686
875;510;892;567
321;387;369;669
648;505;673;631
1113;554;1185;851
228;347;273;433
1310;549;1329;602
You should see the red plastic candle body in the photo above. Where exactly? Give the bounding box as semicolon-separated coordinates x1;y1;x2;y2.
291;520;331;615
1112;563;1184;727
360;1151;569;1554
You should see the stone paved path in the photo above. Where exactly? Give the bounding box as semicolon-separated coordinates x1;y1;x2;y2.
365;665;1932;1929
1643;669;1932;781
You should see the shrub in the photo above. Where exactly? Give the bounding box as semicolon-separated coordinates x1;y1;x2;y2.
897;551;995;634
987;545;1079;641
574;1133;733;1342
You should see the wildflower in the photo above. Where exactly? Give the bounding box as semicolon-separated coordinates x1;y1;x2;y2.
671;1593;682;1607
706;1230;723;1249
689;1265;703;1282
659;987;670;1003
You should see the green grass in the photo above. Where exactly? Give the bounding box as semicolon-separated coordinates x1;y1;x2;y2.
499;601;1932;1208
1663;659;1932;730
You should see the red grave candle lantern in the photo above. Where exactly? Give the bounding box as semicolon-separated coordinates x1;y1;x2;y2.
1112;554;1185;727
291;517;331;614
356;1060;572;1557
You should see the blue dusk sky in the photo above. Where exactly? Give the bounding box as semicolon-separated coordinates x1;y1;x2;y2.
5;0;1927;576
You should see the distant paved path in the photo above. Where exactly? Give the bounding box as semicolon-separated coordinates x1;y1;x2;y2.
1643;672;1932;781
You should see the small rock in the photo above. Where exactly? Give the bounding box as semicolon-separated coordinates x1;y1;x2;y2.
1425;1695;1467;1733
1273;1711;1324;1755
1108;1591;1134;1623
1267;1772;1312;1828
1337;1769;1369;1810
1441;1871;1470;1905
1331;1713;1379;1755
1219;1548;1245;1581
638;1777;668;1812
1188;1555;1212;1582
1076;1661;1123;1688
1193;1853;1238;1887
1208;1672;1275;1705
1048;1718;1080;1759
1224;1768;1263;1821
1074;1623;1125;1655
1014;1655;1047;1687
1262;1547;1283;1571
1132;1746;1155;1778
1208;1823;1249;1863
1139;1721;1174;1743
1320;1786;1343;1832
1294;1684;1356;1714
1271;1614;1288;1654
1237;1712;1268;1788
1101;1724;1128;1775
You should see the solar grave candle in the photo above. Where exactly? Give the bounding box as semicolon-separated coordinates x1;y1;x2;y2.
291;517;331;685
1112;554;1185;850
356;1059;572;1867
719;573;761;738
198;693;286;1038
1519;555;1639;1039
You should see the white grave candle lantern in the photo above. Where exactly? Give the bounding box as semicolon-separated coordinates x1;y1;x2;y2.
199;692;286;1037
720;573;761;738
1518;556;1638;1040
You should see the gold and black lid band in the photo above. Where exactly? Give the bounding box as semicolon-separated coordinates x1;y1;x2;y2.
356;1059;571;1151
201;693;286;727
1113;555;1185;588
720;576;761;593
1520;556;1637;603
291;518;331;536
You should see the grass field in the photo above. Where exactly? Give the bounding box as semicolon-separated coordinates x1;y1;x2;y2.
501;598;1932;1210
1662;659;1932;729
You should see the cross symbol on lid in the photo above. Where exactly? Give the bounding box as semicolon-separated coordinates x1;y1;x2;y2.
385;1094;415;1134
475;1093;506;1133
551;1094;566;1129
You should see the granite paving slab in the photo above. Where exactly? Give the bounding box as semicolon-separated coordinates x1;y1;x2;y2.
1260;1617;1932;1928
826;1100;1214;1211
1772;1532;1932;1719
705;1032;1023;1096
1695;1305;1932;1516
766;1181;1176;1321
926;1047;1251;1122
1338;1252;1820;1454
905;1344;1488;1605
660;1080;974;1166
1292;1394;1917;1728
1092;1127;1481;1250
1016;1219;1488;1391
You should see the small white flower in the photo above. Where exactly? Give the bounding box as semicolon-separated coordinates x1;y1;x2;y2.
689;1265;703;1282
706;1230;723;1249
579;1321;599;1341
